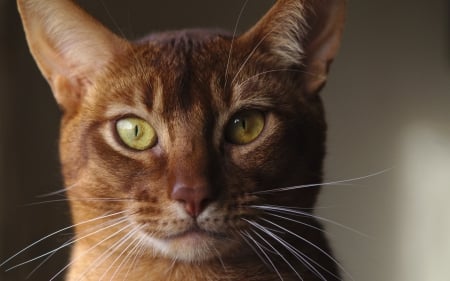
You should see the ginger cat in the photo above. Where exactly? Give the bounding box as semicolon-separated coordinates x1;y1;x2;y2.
14;0;346;280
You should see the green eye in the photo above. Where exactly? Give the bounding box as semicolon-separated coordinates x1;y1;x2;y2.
225;110;265;145
116;117;157;150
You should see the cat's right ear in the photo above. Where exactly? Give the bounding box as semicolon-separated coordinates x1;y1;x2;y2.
17;0;127;113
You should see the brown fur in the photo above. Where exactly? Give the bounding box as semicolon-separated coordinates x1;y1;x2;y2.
17;0;346;280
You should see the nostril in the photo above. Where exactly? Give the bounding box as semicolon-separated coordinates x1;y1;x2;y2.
171;184;213;217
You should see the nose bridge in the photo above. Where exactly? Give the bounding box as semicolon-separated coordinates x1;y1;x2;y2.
167;129;216;217
170;133;209;182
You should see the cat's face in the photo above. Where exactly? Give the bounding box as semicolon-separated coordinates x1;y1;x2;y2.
59;30;326;261
17;0;346;275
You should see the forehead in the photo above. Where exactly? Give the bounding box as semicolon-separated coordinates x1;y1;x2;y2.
93;30;234;118
88;29;293;127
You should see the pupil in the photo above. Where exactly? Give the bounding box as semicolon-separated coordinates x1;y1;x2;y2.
134;125;139;137
241;119;247;130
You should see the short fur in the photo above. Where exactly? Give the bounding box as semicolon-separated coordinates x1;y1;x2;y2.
17;0;346;280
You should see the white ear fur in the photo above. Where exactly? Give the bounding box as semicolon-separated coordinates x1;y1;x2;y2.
242;0;346;95
258;1;307;65
17;0;127;111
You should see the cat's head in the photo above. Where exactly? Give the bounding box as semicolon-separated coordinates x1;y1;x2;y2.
18;0;345;263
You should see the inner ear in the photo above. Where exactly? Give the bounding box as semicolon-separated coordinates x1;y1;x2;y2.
238;0;346;95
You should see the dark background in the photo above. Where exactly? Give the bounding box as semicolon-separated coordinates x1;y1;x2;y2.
1;0;449;280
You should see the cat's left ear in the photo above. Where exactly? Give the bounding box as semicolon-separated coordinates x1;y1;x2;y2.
17;0;128;112
241;0;346;95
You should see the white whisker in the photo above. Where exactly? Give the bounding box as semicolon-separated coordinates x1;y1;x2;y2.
77;226;135;281
264;212;327;234
239;231;270;268
107;227;143;281
224;0;249;88
26;217;125;278
241;230;284;281
260;225;326;281
261;218;354;281
36;182;80;198
253;220;331;281
247;236;280;256
261;216;344;280
245;220;303;281
24;197;134;207
293;248;343;281
97;0;149;85
97;0;126;39
235;68;302;89
252;168;392;195
251;205;370;238
231;32;272;85
263;226;328;281
25;251;54;279
100;227;142;281
0;211;127;268
121;235;147;281
166;258;177;279
6;216;128;272
212;246;227;273
52;222;132;281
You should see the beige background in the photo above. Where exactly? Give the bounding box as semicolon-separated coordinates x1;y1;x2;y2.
1;0;449;280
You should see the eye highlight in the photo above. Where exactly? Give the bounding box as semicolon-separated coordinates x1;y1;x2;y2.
225;110;265;145
116;117;157;150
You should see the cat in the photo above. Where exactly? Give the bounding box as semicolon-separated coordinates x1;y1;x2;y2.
12;0;346;280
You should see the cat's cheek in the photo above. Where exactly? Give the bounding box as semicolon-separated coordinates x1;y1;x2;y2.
226;119;292;189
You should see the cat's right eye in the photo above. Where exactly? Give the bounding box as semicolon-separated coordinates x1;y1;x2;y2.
116;117;157;150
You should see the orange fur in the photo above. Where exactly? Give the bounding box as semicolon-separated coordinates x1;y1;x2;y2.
17;0;346;280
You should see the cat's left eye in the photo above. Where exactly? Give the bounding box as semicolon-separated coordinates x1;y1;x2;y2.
116;117;157;150
225;110;265;145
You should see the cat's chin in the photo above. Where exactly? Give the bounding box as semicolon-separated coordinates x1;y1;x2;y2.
139;228;236;262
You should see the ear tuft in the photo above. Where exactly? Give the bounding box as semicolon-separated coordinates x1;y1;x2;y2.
262;0;309;66
241;0;346;95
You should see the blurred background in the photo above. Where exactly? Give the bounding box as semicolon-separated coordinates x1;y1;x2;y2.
0;0;449;280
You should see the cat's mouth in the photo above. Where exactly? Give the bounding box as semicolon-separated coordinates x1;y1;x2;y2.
164;226;228;241
140;225;236;262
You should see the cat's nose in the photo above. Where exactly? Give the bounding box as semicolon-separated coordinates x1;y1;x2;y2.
171;184;213;218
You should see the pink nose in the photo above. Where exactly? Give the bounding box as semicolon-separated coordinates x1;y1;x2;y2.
171;184;212;217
